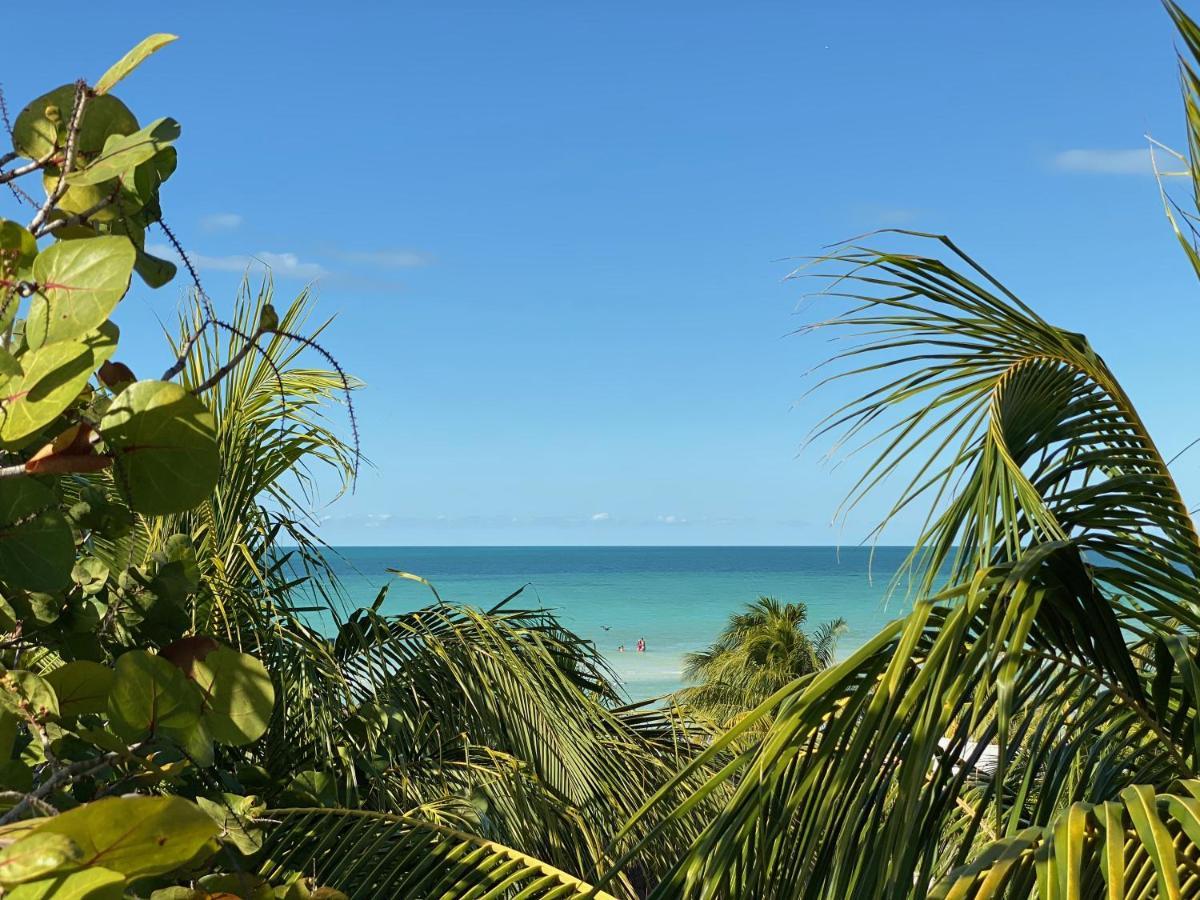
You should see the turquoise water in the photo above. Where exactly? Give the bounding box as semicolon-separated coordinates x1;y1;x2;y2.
319;546;916;699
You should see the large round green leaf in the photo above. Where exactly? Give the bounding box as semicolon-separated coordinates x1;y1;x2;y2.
26;237;134;349
0;832;82;886
0;479;73;592
106;649;201;741
0;340;96;448
27;795;217;878
192;646;275;746
99;381;219;515
4;866;123;900
11;86;137;161
45;661;113;718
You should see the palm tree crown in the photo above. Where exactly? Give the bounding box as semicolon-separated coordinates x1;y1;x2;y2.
677;596;845;727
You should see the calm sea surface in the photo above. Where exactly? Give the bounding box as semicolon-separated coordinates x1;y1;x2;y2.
318;546;916;699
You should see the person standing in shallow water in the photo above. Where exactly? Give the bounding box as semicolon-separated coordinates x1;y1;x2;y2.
636;637;645;653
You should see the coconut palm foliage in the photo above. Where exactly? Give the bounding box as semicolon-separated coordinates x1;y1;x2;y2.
257;808;620;899
676;596;845;730
119;286;719;895
591;5;1200;896
253;595;719;896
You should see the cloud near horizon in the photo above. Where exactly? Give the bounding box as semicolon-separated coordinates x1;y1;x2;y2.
1051;148;1155;175
147;245;328;280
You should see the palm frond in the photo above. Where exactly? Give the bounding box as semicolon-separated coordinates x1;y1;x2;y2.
257;807;618;899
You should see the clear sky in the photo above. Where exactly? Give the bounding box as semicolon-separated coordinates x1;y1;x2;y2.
7;1;1200;545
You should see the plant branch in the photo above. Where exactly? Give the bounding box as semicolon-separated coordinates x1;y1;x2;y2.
32;190;117;238
0;751;119;825
0;153;52;185
27;81;87;234
193;325;267;393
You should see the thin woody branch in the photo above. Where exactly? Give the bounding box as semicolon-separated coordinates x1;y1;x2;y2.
27;81;88;234
0;152;53;186
193;325;267;393
33;189;117;238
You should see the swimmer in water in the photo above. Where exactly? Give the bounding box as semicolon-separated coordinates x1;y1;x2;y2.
617;644;625;653
636;638;645;653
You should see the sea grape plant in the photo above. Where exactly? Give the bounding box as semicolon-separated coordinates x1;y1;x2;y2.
0;34;340;898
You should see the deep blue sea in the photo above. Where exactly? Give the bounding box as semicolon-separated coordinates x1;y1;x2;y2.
318;546;915;699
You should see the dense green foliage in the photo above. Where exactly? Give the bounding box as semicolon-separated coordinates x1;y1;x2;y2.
676;596;843;732
0;35;686;900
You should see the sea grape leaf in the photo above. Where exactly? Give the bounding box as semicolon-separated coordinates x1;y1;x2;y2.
26;237;135;349
0;220;37;282
107;649;201;740
163;714;213;768
29;794;217;878
68;119;180;187
70;557;109;595
0;832;83;886
94;34;180;96
0;479;73;591
194;794;265;855
99;381;219;515
0;340;95;448
0;670;58;722
4;866;124;900
40;174;120;226
11;85;138;161
45;661;113;718
0;349;22;379
84;321;119;369
133;249;177;288
127;146;177;208
192;647;274;746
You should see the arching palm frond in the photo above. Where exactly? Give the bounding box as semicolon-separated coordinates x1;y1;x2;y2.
164;277;360;642
257;808;618;899
598;9;1200;878
932;779;1200;899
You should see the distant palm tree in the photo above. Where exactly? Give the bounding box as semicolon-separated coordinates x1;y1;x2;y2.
676;596;845;729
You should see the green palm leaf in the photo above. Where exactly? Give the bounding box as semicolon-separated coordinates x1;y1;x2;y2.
257;807;618;899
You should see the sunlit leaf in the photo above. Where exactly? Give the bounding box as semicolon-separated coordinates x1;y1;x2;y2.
192;647;274;746
11;85;137;161
30;795;217;878
99;381;219;515
94;34;180;96
27;236;135;348
107;649;201;741
45;661;113;718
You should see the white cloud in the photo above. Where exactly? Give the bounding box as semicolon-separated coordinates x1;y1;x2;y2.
591;512;610;521
364;513;394;528
657;514;687;525
200;212;243;231
1052;148;1154;175
147;244;327;280
336;249;431;268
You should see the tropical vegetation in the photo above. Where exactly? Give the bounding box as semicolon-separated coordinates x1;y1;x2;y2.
676;596;844;731
6;3;1200;898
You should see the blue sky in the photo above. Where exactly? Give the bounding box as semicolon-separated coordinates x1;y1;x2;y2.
7;1;1200;545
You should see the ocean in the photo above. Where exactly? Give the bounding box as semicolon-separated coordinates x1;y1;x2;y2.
319;546;916;700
